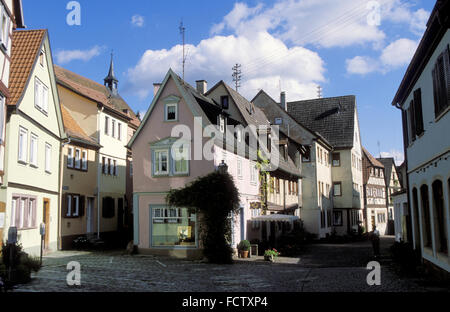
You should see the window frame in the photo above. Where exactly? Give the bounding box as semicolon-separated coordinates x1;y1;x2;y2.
18;126;28;164
333;182;342;197
45;142;52;173
165;103;178;122
154;149;169;176
332;152;340;167
333;210;343;226
172;145;189;176
74;148;81;169
29;133;38;167
81;150;88;171
67;146;74;168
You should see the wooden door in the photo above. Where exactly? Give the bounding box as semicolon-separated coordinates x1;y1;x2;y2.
43;199;50;250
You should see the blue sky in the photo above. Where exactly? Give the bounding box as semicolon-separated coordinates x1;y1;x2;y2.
23;0;435;163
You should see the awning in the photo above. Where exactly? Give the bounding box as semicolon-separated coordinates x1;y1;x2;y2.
251;214;300;222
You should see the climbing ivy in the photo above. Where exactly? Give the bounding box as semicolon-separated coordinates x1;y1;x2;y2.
166;171;240;264
256;149;270;215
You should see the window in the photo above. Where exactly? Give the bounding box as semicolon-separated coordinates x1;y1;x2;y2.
432;180;447;254
111;119;116;138
333;211;343;226
165;103;177;121
237;159;242;179
173;145;188;175
45;143;51;173
236;128;242;143
250;162;257;184
130;161;133;177
275;178;280;194
420;184;432;247
221;96;229;109
102;157;107;174
11;196;37;229
270;177;274;194
39;51;44;67
302;146;310;162
75;148;81;169
102;197;115;218
154;150;169;175
151;207;197;247
333;182;342;196
431;45;450;118
377;213;386;223
29;134;38;167
105;116;109;135
34;78;48;114
82;150;87;171
0;4;9;50
113;160;117;176
68;147;74;168
109;158;114;175
118;123;122;141
332;153;340;166
407;88;424;144
18;127;28;163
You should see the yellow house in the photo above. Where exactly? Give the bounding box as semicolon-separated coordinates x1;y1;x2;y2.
1;29;65;255
60;106;101;249
54;59;139;245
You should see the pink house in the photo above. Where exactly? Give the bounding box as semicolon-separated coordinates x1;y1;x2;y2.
127;69;264;259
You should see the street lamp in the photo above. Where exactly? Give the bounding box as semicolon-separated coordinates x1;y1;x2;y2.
218;160;228;173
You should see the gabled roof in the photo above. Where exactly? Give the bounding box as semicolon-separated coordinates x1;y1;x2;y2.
252;89;333;149
377;157;397;186
61;106;100;148
287;95;356;149
8;29;46;106
54;65;140;128
362;147;384;168
207;81;271;129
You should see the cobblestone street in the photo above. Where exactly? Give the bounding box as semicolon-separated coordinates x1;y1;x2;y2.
11;237;448;292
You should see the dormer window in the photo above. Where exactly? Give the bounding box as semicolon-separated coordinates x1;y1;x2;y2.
221;96;229;109
165;103;178;121
219;116;225;133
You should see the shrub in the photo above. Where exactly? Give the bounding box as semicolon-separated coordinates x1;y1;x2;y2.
1;241;41;285
264;249;280;258
167;171;240;264
237;240;251;251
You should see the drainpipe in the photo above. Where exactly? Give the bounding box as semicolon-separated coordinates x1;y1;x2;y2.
97;107;103;239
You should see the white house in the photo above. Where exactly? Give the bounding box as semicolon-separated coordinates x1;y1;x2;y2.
392;0;450;274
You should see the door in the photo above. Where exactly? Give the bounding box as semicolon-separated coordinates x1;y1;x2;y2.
43;199;50;250
371;215;376;232
86;197;95;234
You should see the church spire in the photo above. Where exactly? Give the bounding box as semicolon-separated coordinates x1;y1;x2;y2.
104;51;118;95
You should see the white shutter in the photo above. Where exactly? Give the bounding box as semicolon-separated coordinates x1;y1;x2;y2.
45;144;51;172
34;80;40;108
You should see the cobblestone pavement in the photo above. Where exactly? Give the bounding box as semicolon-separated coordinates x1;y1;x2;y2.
11;237;448;292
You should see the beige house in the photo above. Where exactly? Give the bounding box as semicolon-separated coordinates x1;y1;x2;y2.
1;29;65;255
60;106;101;249
0;0;25;241
252;90;333;238
54;58;140;245
287;95;364;235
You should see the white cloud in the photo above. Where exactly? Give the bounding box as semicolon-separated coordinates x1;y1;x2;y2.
346;38;418;75
131;14;145;27
55;46;103;64
346;56;379;75
124;31;325;101
380;149;404;166
380;38;418;67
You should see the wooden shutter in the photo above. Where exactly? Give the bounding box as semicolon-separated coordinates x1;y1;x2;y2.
62;193;68;218
408;101;416;141
79;196;85;217
402;109;409;146
413;89;424;135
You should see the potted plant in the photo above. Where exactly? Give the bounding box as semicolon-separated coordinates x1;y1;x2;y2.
264;249;280;262
237;240;251;258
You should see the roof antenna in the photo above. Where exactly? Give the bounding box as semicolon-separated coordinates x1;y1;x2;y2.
232;63;242;92
179;20;187;81
317;85;322;98
377;141;381;158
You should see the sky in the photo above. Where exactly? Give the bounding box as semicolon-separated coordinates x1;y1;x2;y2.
22;0;435;164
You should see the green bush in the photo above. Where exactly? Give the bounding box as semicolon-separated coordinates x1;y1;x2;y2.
167;171;240;264
237;240;251;251
1;241;41;285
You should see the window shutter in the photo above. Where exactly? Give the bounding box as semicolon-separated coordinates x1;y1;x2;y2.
413;89;424;135
62;194;68;218
34;80;40;108
408;101;416;141
402;109;409;146
43;86;48;112
32;200;37;227
15;200;21;226
445;45;450;110
23;199;28;228
79;196;85;217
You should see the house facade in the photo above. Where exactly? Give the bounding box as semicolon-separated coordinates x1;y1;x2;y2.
392;0;450;274
59;106;101;249
252;90;333;238
129;70;293;258
362;147;387;234
391;161;409;242
1;29;65;255
377;157;402;235
287;95;364;235
0;0;25;242
54;59;139;246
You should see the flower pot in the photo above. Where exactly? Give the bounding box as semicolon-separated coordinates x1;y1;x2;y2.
240;250;249;258
264;255;274;262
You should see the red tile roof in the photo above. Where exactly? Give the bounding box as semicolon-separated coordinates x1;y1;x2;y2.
8;29;46;106
362;147;384;168
61;106;98;146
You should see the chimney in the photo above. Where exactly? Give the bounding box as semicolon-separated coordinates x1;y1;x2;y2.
153;83;162;96
280;92;287;111
196;80;207;94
